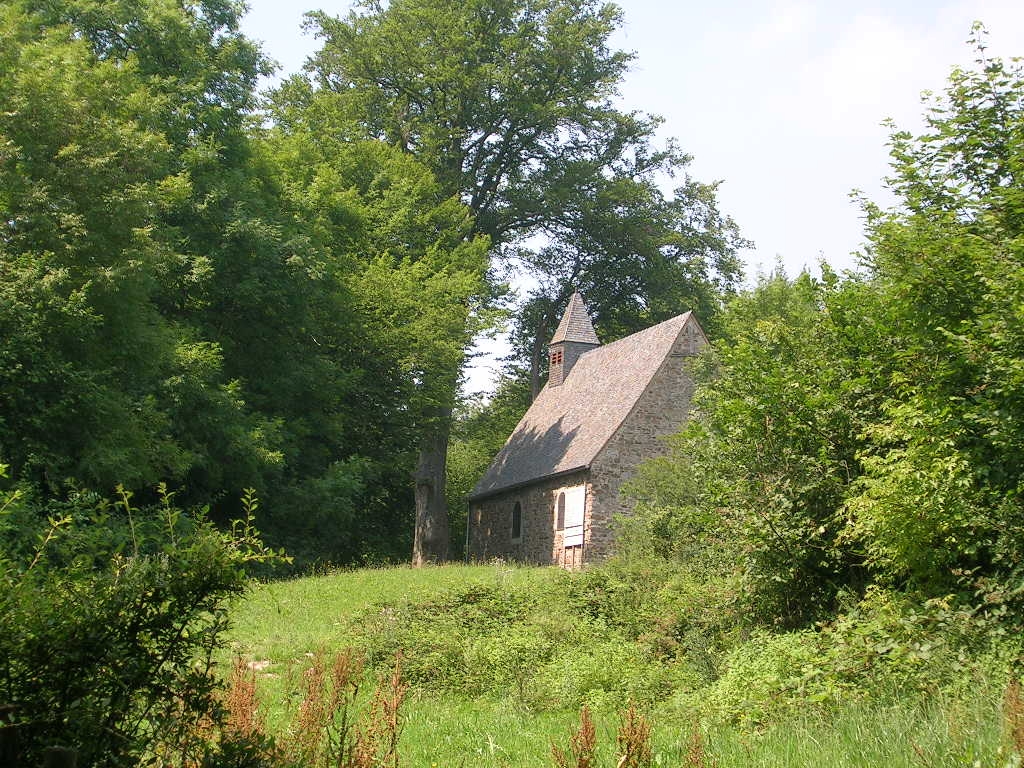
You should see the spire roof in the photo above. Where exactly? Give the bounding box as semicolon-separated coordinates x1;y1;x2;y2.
550;292;599;345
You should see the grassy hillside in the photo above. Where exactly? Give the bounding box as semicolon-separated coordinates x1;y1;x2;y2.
225;562;1021;767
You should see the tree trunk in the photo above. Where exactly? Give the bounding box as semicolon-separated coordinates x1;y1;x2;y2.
530;293;570;401
412;410;451;566
529;318;548;402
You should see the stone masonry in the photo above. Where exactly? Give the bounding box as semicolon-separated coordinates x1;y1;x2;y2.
467;470;589;565
586;318;705;559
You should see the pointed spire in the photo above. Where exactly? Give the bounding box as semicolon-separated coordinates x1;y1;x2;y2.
547;292;600;388
550;292;599;345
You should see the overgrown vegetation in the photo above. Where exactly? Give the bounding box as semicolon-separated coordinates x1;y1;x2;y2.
0;472;285;766
626;27;1024;638
223;563;1023;767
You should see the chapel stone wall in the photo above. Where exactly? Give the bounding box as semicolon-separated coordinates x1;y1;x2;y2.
467;470;589;565
587;319;705;560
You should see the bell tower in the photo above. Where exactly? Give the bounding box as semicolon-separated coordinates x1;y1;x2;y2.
548;292;600;387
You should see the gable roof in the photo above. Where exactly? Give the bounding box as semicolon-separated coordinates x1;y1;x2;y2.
550;292;600;345
470;311;701;499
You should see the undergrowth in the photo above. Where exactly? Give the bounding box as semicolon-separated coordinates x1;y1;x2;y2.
226;560;1024;767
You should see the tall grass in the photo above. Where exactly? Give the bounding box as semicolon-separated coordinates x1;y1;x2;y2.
225;564;1021;767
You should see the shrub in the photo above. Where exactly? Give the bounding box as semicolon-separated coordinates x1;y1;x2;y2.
352;579;552;692
462;624;555;698
533;640;668;711
681;629;835;729
0;478;284;766
679;586;1021;731
565;556;740;688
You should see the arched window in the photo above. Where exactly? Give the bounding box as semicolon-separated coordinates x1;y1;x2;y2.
511;501;522;541
556;492;565;530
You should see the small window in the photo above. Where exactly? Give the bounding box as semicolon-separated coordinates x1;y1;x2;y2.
550;349;563;365
555;492;565;530
511;501;522;541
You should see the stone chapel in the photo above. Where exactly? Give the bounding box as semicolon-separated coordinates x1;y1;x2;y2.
466;293;707;567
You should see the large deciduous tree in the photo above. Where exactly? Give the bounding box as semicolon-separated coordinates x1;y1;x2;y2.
292;0;745;563
0;0;489;566
256;116;492;564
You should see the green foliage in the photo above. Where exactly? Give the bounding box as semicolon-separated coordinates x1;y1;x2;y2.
626;271;874;625
351;579;551;695
226;563;1024;767
533;640;667;711
255;565;660;713
254;113;493;565
0;0;498;566
0;0;280;497
844;33;1024;590
686;586;1018;732
0;475;285;766
627;36;1024;620
295;0;745;451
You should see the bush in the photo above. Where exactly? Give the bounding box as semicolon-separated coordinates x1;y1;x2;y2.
678;586;1021;731
346;566;690;710
0;477;284;766
352;579;552;692
683;629;838;729
564;556;740;687
532;639;668;711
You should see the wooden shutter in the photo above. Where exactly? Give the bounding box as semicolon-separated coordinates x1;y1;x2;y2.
562;485;585;547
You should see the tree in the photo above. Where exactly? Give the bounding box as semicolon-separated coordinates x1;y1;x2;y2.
0;0;273;492
260;93;492;565
0;0;495;567
292;0;744;562
629;30;1024;622
845;30;1024;589
509;174;745;398
627;271;874;625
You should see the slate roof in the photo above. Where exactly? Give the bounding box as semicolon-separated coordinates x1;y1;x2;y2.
470;311;698;499
550;292;600;345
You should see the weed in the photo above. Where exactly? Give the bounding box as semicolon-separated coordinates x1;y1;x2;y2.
683;726;715;768
222;648;407;768
350;653;407;768
1006;678;1024;757
225;658;266;740
552;705;597;768
615;704;652;768
283;647;367;766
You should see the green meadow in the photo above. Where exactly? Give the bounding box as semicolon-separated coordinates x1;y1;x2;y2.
225;564;1020;767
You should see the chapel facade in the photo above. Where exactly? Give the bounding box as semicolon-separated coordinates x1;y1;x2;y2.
466;293;706;567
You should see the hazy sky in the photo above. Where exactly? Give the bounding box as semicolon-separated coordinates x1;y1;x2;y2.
239;0;1024;393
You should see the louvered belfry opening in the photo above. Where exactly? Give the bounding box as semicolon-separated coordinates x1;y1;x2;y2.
548;292;600;386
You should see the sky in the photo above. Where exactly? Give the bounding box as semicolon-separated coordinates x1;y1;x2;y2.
239;0;1024;394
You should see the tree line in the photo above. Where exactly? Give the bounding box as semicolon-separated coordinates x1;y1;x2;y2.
0;0;743;566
